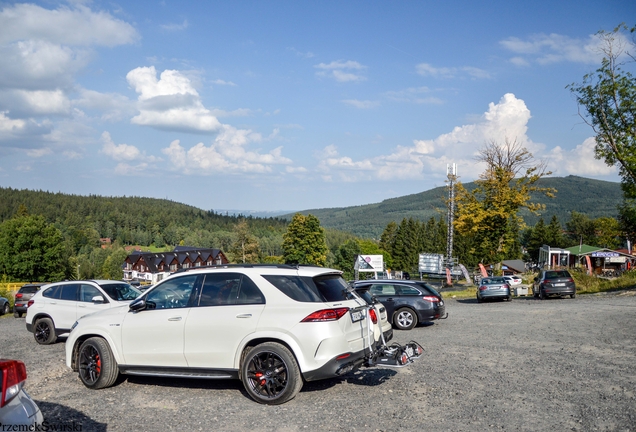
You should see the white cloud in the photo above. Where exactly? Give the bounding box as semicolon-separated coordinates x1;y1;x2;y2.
547;137;616;176
314;60;367;82
499;33;619;65
211;79;237;86
127;66;222;133
100;131;159;166
161;125;292;175
0;111;51;143
0;89;72;116
317;93;533;182
161;19;189;31
287;47;315;59
73;89;135;122
341;99;380;109
416;63;491;79
26;147;53;157
0;3;138;46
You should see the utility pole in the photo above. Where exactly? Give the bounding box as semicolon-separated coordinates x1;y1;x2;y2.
446;164;457;279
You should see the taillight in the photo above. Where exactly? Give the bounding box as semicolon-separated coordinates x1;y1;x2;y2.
27;300;34;308
504;284;510;289
567;278;574;283
301;308;349;322
15;293;23;299
369;308;378;324
479;286;487;291
422;296;439;302
0;360;27;408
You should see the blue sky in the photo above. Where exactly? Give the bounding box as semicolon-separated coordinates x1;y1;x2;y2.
0;1;633;213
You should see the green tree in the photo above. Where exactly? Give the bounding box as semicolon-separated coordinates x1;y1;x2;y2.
595;217;621;249
379;221;398;257
546;215;566;248
0;214;71;281
229;219;261;263
333;239;361;280
102;248;129;280
565;211;597;246
282;213;328;266
568;24;636;198
454;138;555;264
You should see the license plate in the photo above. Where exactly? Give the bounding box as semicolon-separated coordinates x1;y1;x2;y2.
350;309;364;323
554;283;565;287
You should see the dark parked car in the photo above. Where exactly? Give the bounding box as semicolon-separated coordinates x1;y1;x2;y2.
351;280;446;330
13;284;44;318
533;270;576;299
476;277;512;302
0;296;10;315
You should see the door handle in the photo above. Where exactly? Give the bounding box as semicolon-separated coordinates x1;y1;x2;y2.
168;316;182;321
78;304;86;308
236;314;252;318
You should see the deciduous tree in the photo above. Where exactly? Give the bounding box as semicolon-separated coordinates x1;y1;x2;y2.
454;139;555;264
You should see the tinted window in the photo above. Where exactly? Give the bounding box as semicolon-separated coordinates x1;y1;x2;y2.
19;286;40;294
60;284;79;301
80;284;104;303
264;274;353;303
397;286;420;296
545;271;571;279
418;282;442;298
43;286;61;299
483;278;505;284
99;283;140;301
145;275;198;309
368;284;396;296
198;274;265;306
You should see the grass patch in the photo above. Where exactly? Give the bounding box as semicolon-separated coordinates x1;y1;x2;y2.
571;269;636;294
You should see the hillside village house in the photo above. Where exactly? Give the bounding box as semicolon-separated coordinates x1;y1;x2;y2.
123;246;229;284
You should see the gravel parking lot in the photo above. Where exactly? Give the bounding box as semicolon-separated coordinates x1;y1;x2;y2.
2;291;635;431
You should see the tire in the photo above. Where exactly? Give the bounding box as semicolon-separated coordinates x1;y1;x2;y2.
14;311;23;318
506;296;512;302
78;337;119;389
539;289;546;300
532;286;539;298
394;308;418;330
476;294;483;304
241;342;302;405
33;317;57;345
570;293;576;299
0;303;8;315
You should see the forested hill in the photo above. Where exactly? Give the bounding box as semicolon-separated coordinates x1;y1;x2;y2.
289;176;623;238
0;188;288;248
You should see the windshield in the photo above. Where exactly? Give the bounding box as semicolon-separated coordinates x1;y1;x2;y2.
100;283;141;301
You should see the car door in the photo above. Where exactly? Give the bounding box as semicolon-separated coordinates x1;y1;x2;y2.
184;273;266;369
121;274;200;367
52;284;80;330
76;283;111;319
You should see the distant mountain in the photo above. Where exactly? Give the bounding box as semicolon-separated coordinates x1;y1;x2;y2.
287;176;623;238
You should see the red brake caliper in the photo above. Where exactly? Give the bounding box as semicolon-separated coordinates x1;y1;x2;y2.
96;354;101;374
255;372;265;386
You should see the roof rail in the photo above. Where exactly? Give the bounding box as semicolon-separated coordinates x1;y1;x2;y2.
171;263;325;274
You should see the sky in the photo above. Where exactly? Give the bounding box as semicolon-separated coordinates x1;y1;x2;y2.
0;1;634;214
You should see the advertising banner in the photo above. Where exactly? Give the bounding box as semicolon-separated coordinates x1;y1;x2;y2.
354;255;384;272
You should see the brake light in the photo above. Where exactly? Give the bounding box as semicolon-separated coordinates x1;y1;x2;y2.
422;296;439;302
369;308;378;324
15;293;22;299
0;360;27;408
27;300;34;308
567;278;574;283
479;286;487;291
504;284;510;289
301;308;349;322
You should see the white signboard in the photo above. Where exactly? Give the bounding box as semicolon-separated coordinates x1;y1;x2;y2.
354;255;384;272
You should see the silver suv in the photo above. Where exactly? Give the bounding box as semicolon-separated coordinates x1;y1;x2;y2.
66;265;422;404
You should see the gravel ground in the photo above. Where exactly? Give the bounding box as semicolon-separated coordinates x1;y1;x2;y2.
1;290;635;431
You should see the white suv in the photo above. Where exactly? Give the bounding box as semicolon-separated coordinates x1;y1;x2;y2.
26;280;141;345
65;265;421;404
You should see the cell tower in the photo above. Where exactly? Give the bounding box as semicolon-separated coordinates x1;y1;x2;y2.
446;163;457;272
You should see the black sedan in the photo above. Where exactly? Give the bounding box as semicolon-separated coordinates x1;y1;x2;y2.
351;280;446;330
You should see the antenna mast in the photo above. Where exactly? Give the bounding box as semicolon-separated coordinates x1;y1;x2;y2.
446;163;457;274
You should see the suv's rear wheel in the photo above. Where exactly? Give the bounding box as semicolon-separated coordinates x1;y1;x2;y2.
34;317;56;345
78;337;119;389
241;342;302;405
1;303;8;315
14;311;22;318
394;308;418;330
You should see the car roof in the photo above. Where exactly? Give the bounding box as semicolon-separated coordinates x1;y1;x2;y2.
169;264;342;279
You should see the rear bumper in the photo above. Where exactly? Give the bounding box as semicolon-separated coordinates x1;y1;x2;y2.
542;286;575;296
479;289;511;299
416;304;446;321
302;348;369;382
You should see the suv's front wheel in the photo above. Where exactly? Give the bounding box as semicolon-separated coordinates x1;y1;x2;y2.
34;317;56;345
241;342;302;405
78;337;119;389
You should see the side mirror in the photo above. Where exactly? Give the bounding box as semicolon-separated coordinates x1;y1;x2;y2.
129;298;146;312
91;295;106;303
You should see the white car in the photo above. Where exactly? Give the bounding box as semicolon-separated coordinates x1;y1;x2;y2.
503;275;523;286
65;265;421;404
26;280;141;345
